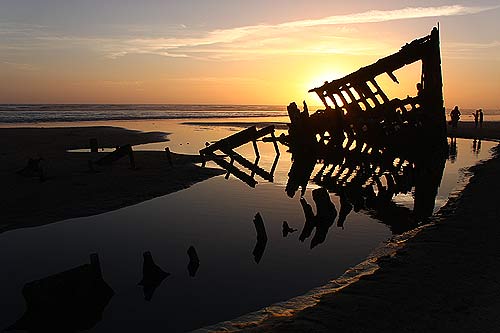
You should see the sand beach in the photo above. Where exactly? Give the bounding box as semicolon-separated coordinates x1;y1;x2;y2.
0;126;224;233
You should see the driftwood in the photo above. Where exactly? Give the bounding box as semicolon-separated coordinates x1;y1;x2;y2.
95;144;136;169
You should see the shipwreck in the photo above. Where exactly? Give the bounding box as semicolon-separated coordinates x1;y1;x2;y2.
285;26;446;153
203;27;448;223
284;26;448;221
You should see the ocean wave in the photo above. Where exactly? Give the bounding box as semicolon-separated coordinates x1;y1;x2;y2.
0;104;288;123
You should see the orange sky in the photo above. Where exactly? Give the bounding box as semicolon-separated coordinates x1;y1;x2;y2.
1;2;499;109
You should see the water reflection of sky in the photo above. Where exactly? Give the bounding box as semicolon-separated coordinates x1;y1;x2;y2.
0;119;495;332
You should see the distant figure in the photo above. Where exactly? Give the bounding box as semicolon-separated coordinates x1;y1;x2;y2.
416;82;424;98
473;110;479;128
303;100;309;116
450;106;461;128
479;109;484;128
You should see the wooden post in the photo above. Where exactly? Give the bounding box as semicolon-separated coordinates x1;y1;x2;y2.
128;146;136;169
89;138;98;153
165;147;173;167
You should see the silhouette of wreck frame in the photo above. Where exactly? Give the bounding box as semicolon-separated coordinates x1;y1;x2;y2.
286;27;446;156
285;27;449;226
199;125;280;187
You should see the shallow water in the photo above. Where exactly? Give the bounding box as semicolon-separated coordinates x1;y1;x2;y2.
0;119;495;332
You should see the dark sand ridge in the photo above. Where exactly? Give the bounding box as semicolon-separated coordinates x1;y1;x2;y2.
0;126;224;234
204;124;500;332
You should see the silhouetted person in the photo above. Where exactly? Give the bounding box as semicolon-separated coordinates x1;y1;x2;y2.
187;246;200;277
479;109;484;128
282;221;297;237
416;82;424;98
138;251;170;301
473;110;479;128
252;213;268;263
303;100;309;116
450;106;461;128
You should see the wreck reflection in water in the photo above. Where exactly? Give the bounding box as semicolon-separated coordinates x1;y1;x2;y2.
7;254;114;332
287;131;447;242
1;137;491;333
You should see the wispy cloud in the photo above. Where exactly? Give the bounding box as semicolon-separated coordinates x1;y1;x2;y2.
443;40;500;59
0;5;498;60
105;4;497;59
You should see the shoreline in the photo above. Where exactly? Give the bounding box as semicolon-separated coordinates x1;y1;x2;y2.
197;134;500;331
240;145;500;332
0;126;224;234
2;120;500;331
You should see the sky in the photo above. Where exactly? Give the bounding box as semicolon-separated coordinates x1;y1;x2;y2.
0;0;499;108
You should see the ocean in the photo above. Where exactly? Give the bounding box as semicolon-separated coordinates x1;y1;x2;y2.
0;104;288;123
1;104;498;123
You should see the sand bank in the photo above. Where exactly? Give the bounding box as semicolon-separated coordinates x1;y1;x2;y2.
0;126;224;233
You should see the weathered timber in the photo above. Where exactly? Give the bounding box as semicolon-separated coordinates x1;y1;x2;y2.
96;144;136;168
200;126;258;155
200;125;280;187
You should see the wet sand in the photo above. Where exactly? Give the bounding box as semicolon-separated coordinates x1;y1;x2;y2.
214;123;499;331
0;126;224;233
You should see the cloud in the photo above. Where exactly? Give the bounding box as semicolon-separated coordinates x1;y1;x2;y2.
1;5;497;60
105;4;497;59
443;40;500;59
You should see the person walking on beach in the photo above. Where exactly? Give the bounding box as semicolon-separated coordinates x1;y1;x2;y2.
473;110;479;128
479;109;484;128
450;106;461;128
